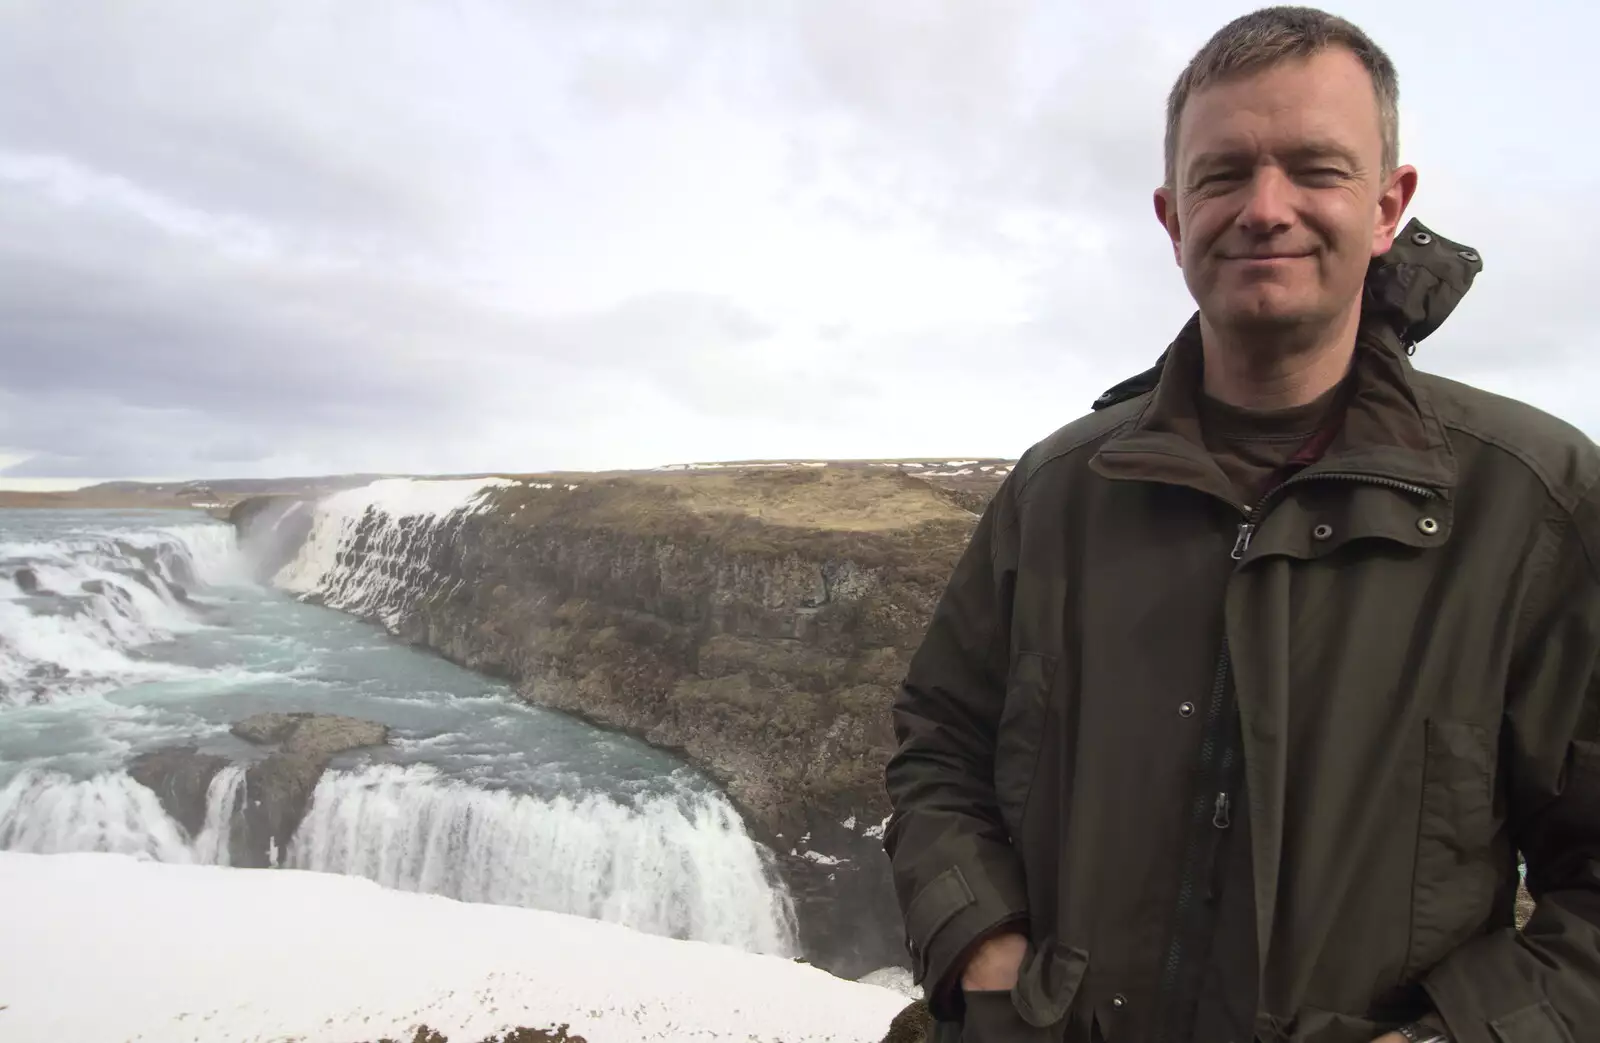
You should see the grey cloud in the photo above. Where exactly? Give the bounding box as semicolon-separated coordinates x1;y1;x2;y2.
0;0;1595;481
0;153;870;477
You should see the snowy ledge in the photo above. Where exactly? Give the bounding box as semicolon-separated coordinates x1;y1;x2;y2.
0;852;909;1043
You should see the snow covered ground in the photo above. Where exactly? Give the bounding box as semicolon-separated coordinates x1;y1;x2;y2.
0;852;910;1043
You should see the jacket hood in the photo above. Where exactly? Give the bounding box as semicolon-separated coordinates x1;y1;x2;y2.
1091;217;1485;411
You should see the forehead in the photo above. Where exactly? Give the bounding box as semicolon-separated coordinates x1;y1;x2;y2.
1176;47;1383;162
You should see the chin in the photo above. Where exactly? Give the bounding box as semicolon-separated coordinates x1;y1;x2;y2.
1212;289;1315;327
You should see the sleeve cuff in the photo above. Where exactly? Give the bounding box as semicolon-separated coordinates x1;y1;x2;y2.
905;859;1029;1020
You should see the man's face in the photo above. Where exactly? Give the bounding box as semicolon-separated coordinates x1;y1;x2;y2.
1154;47;1416;337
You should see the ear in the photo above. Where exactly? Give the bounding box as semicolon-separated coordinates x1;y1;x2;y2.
1371;163;1420;256
1153;186;1182;266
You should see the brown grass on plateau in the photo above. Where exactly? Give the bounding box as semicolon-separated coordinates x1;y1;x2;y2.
490;466;984;536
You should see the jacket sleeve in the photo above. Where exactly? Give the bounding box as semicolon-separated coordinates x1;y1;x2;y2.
1422;486;1600;1043
883;473;1029;1019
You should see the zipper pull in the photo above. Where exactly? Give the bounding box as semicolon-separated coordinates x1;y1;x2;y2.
1213;791;1231;829
1231;523;1255;560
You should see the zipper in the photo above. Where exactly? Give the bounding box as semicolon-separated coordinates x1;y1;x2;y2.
1155;630;1238;1038
1231;523;1255;560
1230;471;1435;562
1158;469;1436;1037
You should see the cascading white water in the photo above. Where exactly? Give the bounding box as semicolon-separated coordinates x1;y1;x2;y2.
132;523;251;590
0;522;247;705
288;763;799;955
0;764;231;867
274;478;514;628
192;763;247;865
0;761;798;954
0;769;199;861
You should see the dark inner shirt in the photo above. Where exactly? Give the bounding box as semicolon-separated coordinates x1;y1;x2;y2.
1198;383;1343;507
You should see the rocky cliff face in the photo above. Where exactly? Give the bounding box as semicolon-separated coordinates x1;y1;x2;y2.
237;463;1008;978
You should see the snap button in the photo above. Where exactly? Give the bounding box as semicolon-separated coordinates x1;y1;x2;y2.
1179;701;1196;718
1411;230;1433;245
1112;994;1127;1009
1417;516;1440;535
1312;523;1334;541
1458;249;1479;262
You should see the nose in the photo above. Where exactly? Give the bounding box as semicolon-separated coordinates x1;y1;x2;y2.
1236;165;1296;236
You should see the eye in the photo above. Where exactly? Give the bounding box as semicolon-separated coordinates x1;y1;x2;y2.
1300;167;1347;183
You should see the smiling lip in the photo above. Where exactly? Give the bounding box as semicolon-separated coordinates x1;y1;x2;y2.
1222;252;1313;261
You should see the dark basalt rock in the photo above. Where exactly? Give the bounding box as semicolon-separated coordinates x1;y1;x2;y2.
128;746;230;837
229;712;390;868
128;714;391;867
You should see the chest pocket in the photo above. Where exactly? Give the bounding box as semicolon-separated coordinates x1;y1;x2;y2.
1407;718;1498;976
993;651;1057;840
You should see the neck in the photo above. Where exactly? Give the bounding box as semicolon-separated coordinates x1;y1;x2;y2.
1199;301;1361;411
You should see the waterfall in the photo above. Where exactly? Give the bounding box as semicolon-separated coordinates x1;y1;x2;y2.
0;521;247;705
0;763;799;955
272;478;512;628
0;769;199;861
191;764;247;865
289;763;799;955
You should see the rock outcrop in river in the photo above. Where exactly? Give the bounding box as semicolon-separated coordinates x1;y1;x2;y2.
131;712;391;868
233;462;1011;978
231;712;391;868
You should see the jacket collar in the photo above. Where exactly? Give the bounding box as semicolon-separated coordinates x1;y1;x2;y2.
1088;218;1481;505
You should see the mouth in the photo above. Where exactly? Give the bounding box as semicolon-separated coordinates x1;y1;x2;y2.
1220;252;1314;262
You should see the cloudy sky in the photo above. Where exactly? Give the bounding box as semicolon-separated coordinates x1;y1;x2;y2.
1;1;1593;483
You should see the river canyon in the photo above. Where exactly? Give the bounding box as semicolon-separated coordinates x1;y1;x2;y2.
0;461;1008;984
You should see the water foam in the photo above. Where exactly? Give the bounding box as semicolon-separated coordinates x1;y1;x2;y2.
289;763;799;954
0;768;197;861
0;522;249;705
2;762;798;955
192;763;246;865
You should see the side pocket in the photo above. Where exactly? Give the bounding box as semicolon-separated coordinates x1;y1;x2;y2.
993;651;1057;832
960;990;1060;1043
1280;1006;1383;1043
1406;718;1497;976
1490;1000;1576;1043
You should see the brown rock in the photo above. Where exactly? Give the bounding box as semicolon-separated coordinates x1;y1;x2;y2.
230;712;309;745
231;712;388;756
879;1000;932;1043
230;712;390;868
128;746;229;837
1516;880;1536;930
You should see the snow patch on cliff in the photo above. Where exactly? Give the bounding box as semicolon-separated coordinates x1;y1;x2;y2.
801;850;847;867
347;477;515;520
0;851;909;1043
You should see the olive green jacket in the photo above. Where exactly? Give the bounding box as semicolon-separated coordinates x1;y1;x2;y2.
885;221;1600;1043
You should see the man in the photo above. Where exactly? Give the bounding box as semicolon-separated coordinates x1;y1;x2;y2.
883;7;1600;1043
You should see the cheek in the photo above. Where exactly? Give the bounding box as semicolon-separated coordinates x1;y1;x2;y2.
1178;202;1225;263
1308;191;1373;245
1180;198;1226;235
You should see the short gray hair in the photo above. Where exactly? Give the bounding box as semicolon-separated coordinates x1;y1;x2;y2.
1163;6;1400;188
